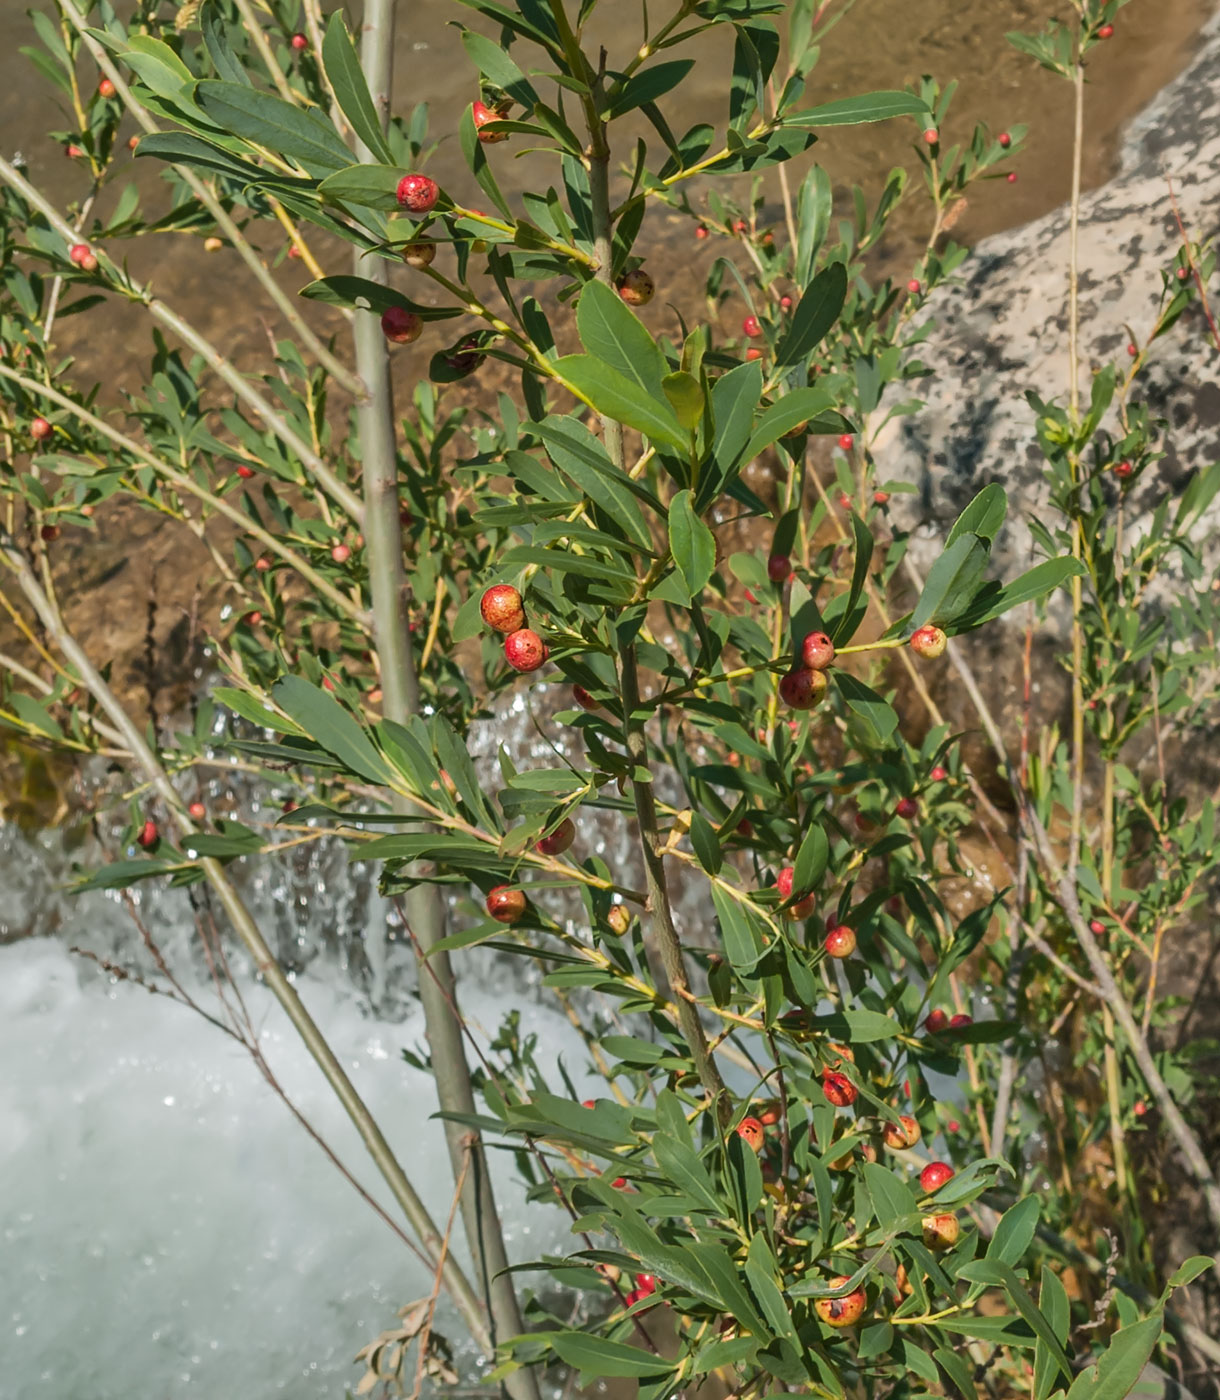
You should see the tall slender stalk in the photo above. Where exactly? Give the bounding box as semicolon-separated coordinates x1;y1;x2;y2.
0;534;496;1347
564;4;728;1120
352;6;538;1392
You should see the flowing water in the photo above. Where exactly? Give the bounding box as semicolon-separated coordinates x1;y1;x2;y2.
0;0;1216;1395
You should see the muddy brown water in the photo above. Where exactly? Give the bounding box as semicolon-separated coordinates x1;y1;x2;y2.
0;0;1214;766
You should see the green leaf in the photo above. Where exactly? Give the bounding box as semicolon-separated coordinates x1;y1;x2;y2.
1065;1314;1163;1400
782;91;931;127
745;1234;798;1342
740;387;840;462
553;355;688;452
460;28;540;110
322;14;394;165
195;81;353;176
317;162;403;210
576;279;670;405
200;1;249;85
669;490;716;596
607;60;695;118
536;418;654;550
662;372;705;431
946;483;1008;547
963;557;1085;626
959;1260;1073;1386
272;675;394;786
910;533;989;630
861;1162;918;1224
653;1133;723;1215
834;509;874;644
713;884;767;974
792;821;829;895
134;131;278;186
987;1196;1040;1267
689;812;723;875
214;685;303;735
773;262;847;371
835;672;898;747
1033;1267;1070;1400
548;1332;669;1379
1165;1256;1212;1291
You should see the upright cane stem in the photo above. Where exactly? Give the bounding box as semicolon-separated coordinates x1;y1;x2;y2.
352;5;539;1391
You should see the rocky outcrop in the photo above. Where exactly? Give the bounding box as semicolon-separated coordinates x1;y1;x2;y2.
886;8;1220;582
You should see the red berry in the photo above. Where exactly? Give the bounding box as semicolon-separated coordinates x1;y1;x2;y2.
617;269;654;306
127;135;139;151
779;668;826;711
910;624;947;659
243;611;262;625
612;1176;627;1189
1098;23;1114;38
29;417;52;442
695;225;709;240
606;904;631;936
895;797;918;819
237;464;256;479
742;314;761;338
930;765;948;781
504;628;548;673
402;240;436;268
838;433;854;451
837;491;852;510
40;523;60;542
1007;172;1018;184
998;131;1012;148
472;99;507;143
254;556;272;572
736;1116;765;1152
1089;918;1106;935
874;491;889;504
635;1273;657;1296
883;1114;922;1150
814;1277;866;1329
572;685;600;711
824;925;856;959
487;885;526;924
767;553;790;583
381;306;422;344
919;1161;955;1193
780;295;793;310
582;1099;596;1109
1176;266;1189;281
1113;460;1133;479
536;818;575;856
331;543;351;563
924;128;939;145
1127;343;1138;357
396;174;439;214
136;819;158;849
822;1071;857;1108
947;1119;960;1134
1134;1101;1147;1117
733;219;748;234
290;32;308;50
66;144;84;159
907;278;922;294
924;1008;949;1034
745;346;763;361
948;1013;973;1030
801;631;836;671
98;78;115;97
922;1213;960;1251
188;801;206;820
480;584;525;634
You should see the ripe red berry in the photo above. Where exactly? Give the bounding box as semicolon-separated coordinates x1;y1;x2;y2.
922;1213;960;1251
814;1277;866;1329
695;225;709;240
883;1114;922;1150
396;174;439;214
617;269;654;306
767;553;790;583
801;631;836;671
72;244;98;272
504;628;548;673
822;1071;857;1108
930;765;947;781
127;135;139;151
837;491;852;510
66;144;84;159
237;464;256;479
733;219;748;234
402;240;435;268
998;131;1012;148
920;1160;955;1193
1134;1100;1147;1117
480;584;525;634
381;306;422;344
895;797;918;819
736;1117;765;1153
98;77;116;97
536;818;575;856
29;417;52;442
1097;23;1114;38
188;801;206;820
910;624;947;658
824;925;856;959
742;314;761;338
635;1273;657;1296
331;543;351;563
136;819;158;849
40;523;60;542
777;867;816;919
1089;918;1106;935
838;433;854;451
924;128;939;145
948;1013;973;1030
745;347;763;361
487;885;526;924
947;1119;960;1133
572;685;600;711
1127;342;1138;356
1176;266;1189;282
290;32;308;50
780;295;793;310
243;610;262;625
874;491;889;505
779;667;827;711
924;1009;949;1034
907;278;922;294
472;99;507;143
1113;460;1133;479
1007;172;1018;184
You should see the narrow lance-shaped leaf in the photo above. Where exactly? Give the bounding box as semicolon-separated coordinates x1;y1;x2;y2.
322;14;395;165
